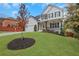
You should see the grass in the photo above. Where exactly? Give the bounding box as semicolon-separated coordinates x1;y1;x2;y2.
0;32;79;56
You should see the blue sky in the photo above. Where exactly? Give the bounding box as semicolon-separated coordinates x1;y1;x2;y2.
0;3;66;18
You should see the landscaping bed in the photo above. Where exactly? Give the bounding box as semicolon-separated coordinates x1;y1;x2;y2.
7;38;35;50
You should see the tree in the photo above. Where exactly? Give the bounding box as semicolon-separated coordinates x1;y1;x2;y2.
64;3;79;38
18;3;30;31
18;3;29;39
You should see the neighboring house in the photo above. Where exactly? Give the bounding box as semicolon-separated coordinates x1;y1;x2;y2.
25;16;38;32
2;18;17;27
0;18;26;32
37;5;65;34
0;18;17;27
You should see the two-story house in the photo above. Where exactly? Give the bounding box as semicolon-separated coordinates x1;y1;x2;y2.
37;5;65;34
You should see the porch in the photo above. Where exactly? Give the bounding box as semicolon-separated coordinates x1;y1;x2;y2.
37;19;64;34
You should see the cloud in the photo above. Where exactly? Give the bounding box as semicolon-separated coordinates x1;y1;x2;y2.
0;13;7;18
54;3;66;8
12;11;18;17
31;3;36;6
41;3;50;9
1;3;11;9
11;3;19;7
0;3;20;9
41;3;65;10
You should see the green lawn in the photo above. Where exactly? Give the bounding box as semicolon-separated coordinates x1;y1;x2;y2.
0;32;79;56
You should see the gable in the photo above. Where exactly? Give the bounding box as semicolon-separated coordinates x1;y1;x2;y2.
42;5;63;14
28;17;37;25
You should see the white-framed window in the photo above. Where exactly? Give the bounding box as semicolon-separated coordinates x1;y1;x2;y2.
41;14;47;20
44;14;48;19
55;12;57;17
48;13;53;19
51;13;53;18
48;14;50;19
57;11;61;17
56;23;59;28
54;11;61;18
58;11;61;17
50;23;54;28
50;23;59;28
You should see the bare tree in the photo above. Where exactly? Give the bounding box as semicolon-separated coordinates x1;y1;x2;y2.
18;3;30;30
18;3;29;39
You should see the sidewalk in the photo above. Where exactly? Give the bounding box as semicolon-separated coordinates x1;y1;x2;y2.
0;32;23;37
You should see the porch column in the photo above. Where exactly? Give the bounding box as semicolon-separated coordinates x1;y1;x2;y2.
38;22;39;30
59;22;61;34
45;21;47;30
59;21;62;34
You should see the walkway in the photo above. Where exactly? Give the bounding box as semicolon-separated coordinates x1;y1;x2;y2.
0;32;23;37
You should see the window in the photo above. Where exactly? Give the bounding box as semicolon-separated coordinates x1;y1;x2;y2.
56;23;59;28
55;12;57;17
54;11;61;17
58;11;61;17
51;13;53;18
50;23;54;28
41;14;48;19
55;23;59;28
54;23;56;28
44;14;48;19
50;23;59;28
48;14;50;19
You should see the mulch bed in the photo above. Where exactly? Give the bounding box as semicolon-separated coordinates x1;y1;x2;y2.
7;38;35;50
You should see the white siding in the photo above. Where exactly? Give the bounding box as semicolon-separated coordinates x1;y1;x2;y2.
39;6;64;21
25;17;37;32
38;5;65;34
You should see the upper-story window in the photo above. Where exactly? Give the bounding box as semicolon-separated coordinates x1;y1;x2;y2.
48;14;50;19
55;12;57;17
51;13;53;18
57;11;61;17
44;14;48;19
40;11;61;20
48;13;53;19
41;14;48;20
54;11;61;18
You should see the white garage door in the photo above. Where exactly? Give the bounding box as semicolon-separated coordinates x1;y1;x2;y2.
25;25;34;32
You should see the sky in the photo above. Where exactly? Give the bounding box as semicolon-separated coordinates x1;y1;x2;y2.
0;3;66;18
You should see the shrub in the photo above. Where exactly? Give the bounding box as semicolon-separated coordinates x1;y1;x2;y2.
65;29;74;37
